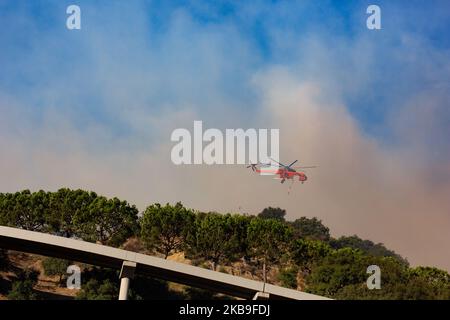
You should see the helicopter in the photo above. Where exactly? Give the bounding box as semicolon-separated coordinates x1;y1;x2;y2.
247;158;317;184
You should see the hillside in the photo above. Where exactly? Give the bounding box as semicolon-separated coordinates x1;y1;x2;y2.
0;251;77;300
1;189;449;300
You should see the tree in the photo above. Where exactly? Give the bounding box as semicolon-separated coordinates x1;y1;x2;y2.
258;207;286;221
186;213;249;270
278;267;299;289
0;189;138;247
42;257;71;285
0;190;50;231
407;266;450;284
404;267;450;300
330;235;408;266
8;268;39;300
0;191;16;227
76;278;118;300
306;248;411;299
331;256;430;300
291;217;330;241
306;248;367;297
77;196;139;246
47;188;98;238
141;202;195;258
128;275;180;300
247;218;293;286
8;280;38;300
0;249;8;269
76;267;119;300
291;238;331;273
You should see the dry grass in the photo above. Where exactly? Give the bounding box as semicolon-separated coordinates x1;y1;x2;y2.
0;251;79;300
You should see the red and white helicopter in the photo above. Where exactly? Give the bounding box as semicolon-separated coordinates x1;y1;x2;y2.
246;158;317;184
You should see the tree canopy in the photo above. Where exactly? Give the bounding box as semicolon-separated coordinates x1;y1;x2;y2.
247;218;293;284
291;238;332;273
42;257;71;284
291;217;330;241
330;235;408;265
0;189;139;247
1;193;449;300
258;207;286;221
141;202;195;258
186;213;249;270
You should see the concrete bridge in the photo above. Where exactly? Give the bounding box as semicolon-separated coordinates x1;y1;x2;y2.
0;226;330;300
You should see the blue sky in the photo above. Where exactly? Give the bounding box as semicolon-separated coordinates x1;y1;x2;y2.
1;0;449;144
1;1;450;269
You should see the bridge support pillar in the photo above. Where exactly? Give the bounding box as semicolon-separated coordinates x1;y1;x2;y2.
118;261;136;300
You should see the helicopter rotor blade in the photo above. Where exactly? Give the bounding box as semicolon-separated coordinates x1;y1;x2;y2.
287;160;298;168
270;158;286;168
292;166;318;169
